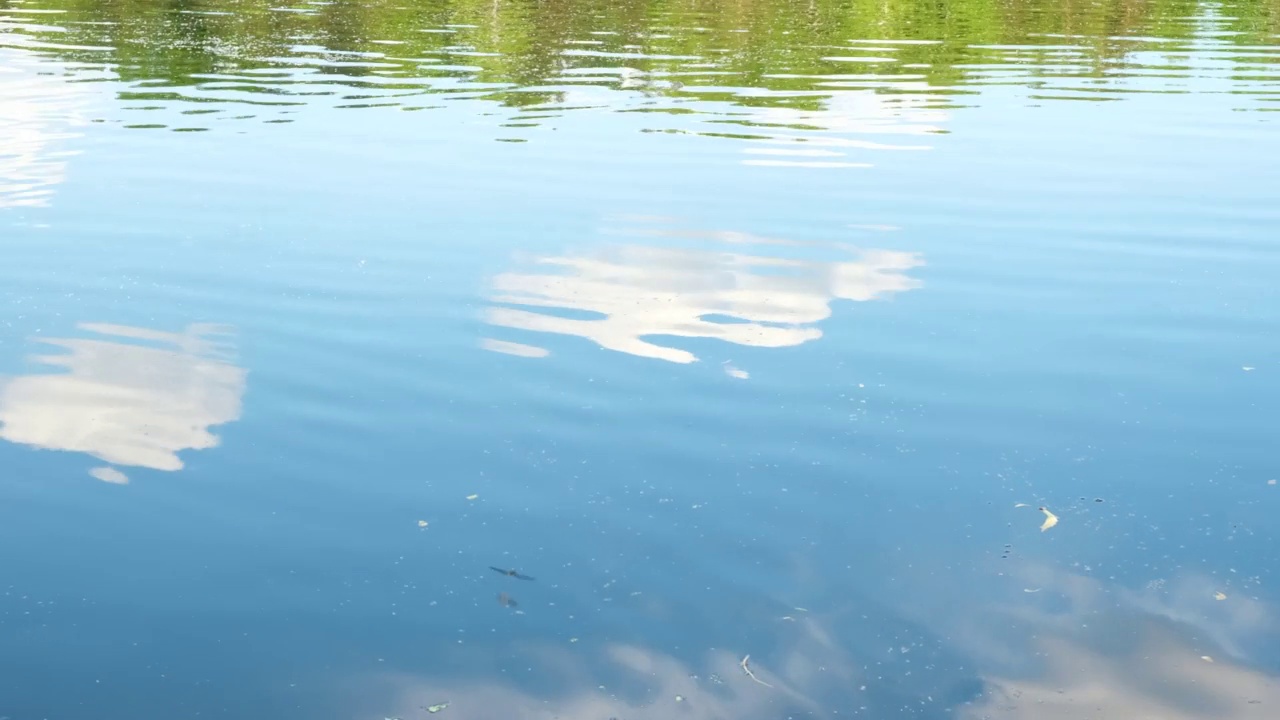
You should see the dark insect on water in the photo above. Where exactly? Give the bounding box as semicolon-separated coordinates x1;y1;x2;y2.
490;566;535;581
497;592;518;608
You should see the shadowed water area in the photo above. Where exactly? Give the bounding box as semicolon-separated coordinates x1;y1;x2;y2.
1;0;1278;718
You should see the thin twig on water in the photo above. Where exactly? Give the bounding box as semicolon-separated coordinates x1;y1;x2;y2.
740;654;774;688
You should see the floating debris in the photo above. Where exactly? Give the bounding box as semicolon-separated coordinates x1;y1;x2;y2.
424;702;449;714
490;566;535;581
1023;588;1042;593
466;494;479;500
1269;479;1277;486
675;694;684;702
417;520;429;528
1215;591;1228;600
740;654;774;688
498;592;518;608
1014;503;1030;508
1201;655;1214;663
1039;506;1059;532
723;361;749;380
1242;366;1255;371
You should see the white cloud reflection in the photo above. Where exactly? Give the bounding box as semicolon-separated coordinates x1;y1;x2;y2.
480;337;550;358
0;323;246;482
484;225;923;363
367;645;820;720
348;605;886;720
328;522;1280;720
891;555;1280;720
967;629;1278;720
959;567;1279;719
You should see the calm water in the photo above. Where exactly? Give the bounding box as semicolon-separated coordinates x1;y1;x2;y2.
2;0;1279;718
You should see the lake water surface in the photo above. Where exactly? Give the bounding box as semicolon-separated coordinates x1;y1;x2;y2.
2;0;1279;718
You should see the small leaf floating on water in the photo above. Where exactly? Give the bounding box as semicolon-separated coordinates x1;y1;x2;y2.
424;702;449;713
1215;591;1228;600
1039;507;1058;532
466;494;478;500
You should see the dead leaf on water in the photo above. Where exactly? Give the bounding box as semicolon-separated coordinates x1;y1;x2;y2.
1039;506;1058;532
1215;591;1228;600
